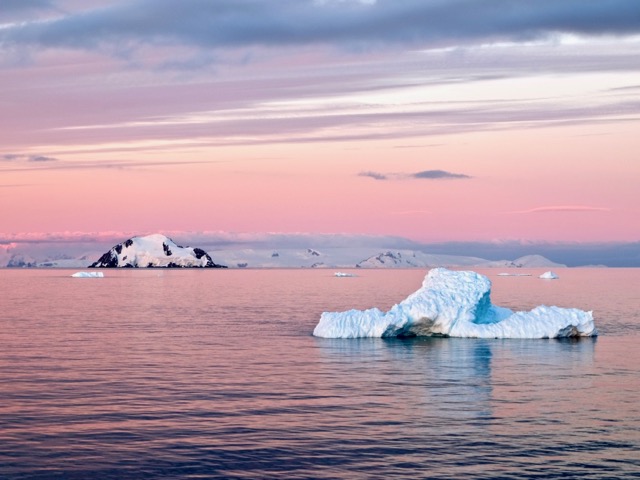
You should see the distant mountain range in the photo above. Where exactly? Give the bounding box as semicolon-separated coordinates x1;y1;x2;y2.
354;251;565;269
1;233;568;269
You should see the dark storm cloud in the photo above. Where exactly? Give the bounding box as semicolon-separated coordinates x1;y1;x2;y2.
2;0;640;53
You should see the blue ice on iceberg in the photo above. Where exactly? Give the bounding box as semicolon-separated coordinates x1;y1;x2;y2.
313;268;596;339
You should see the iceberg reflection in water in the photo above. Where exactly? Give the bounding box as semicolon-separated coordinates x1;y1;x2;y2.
314;268;596;339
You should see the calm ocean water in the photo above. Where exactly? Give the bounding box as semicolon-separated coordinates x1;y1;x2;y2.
0;268;638;479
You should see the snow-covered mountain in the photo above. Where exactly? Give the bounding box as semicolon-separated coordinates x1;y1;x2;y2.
89;234;227;268
211;247;337;268
484;254;566;268
355;250;495;268
353;250;566;268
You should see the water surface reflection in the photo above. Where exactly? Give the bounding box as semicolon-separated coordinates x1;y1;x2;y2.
0;269;637;479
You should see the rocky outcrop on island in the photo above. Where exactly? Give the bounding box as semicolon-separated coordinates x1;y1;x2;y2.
89;234;227;268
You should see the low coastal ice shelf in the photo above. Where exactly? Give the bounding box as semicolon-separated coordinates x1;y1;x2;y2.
314;268;596;339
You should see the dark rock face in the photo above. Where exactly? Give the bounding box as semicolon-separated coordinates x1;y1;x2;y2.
192;248;206;259
202;253;226;268
90;250;119;268
7;256;36;268
163;242;172;256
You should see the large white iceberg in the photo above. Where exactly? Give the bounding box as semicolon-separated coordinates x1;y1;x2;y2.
313;268;596;339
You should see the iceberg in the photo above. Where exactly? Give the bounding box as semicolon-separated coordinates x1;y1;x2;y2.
540;271;559;279
313;268;596;339
71;271;104;278
334;272;357;277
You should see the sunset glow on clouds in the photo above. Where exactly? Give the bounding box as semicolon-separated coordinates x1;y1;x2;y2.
1;0;639;255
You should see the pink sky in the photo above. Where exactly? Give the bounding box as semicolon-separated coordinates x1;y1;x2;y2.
1;1;639;246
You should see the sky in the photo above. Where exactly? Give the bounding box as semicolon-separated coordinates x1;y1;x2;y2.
1;0;640;264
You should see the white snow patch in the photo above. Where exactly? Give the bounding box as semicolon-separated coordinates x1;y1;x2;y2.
314;268;596;339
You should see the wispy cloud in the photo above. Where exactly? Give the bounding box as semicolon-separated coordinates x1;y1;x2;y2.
2;154;59;162
0;156;212;172
29;155;57;162
510;205;611;214
411;170;471;179
359;169;471;181
358;171;388;180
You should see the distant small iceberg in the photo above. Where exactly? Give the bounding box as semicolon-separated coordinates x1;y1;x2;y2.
72;271;104;278
540;271;559;280
334;272;357;277
497;273;532;277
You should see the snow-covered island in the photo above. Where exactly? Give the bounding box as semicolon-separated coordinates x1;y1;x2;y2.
89;234;227;268
314;268;596;339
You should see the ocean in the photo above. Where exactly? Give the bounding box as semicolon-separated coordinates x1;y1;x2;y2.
1;268;638;479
